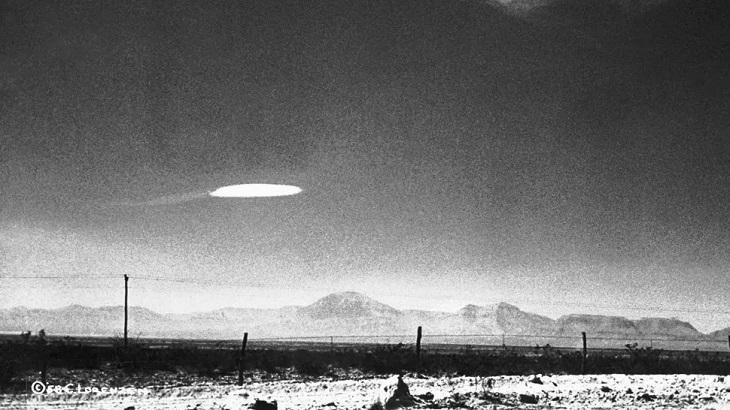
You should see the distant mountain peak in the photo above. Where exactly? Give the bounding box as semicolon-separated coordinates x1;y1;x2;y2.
458;302;519;318
634;317;700;337
329;291;370;299
709;327;730;340
299;291;400;319
496;302;520;310
60;304;89;310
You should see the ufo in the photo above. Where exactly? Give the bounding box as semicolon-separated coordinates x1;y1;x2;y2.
209;184;302;198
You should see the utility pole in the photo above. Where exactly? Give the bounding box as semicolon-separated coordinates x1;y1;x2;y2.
581;332;587;374
124;274;129;348
416;326;422;366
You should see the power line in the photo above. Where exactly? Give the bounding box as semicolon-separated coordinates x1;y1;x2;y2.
0;286;123;289
1;275;119;279
129;275;342;293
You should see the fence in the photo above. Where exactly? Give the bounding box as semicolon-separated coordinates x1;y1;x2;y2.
250;332;730;352
3;330;728;352
2;328;729;390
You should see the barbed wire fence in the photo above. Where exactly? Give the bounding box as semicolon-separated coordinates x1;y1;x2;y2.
3;326;729;388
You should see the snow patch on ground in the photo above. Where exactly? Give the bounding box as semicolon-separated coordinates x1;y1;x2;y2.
1;374;728;409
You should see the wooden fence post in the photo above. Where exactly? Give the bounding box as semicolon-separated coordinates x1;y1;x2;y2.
416;326;422;366
124;274;129;349
581;332;587;374
237;332;248;386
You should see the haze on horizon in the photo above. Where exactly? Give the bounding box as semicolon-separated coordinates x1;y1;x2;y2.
1;0;728;334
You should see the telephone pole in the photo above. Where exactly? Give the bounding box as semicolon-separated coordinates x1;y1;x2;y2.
124;274;129;348
581;332;587;374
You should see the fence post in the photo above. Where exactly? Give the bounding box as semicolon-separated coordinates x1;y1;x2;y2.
416;326;422;366
581;332;587;374
124;274;129;349
237;332;248;386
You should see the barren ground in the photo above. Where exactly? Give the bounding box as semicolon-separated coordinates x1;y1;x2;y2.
1;371;729;409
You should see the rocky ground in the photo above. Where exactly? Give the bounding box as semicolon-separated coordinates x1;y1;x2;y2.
1;371;728;409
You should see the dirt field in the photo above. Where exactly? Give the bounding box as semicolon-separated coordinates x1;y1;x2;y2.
2;372;728;409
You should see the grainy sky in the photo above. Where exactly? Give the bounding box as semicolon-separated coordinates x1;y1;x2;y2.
1;0;728;332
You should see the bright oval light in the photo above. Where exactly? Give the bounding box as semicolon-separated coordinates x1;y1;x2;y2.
209;184;302;198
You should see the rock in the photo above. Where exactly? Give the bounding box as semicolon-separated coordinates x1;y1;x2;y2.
479;392;506;404
637;393;656;402
519;394;539;404
123;407;135;410
379;375;416;409
529;376;543;384
251;399;277;410
600;386;611;392
415;392;434;401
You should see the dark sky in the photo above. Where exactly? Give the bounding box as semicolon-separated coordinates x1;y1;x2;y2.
1;0;728;331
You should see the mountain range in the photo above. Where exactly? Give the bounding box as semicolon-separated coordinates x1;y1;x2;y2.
1;292;727;345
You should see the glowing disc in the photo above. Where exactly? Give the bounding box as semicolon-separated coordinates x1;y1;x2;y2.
209;184;302;198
